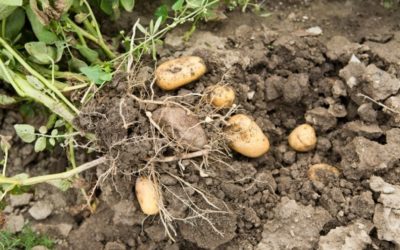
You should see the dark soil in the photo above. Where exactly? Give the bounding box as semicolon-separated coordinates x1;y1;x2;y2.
2;0;400;249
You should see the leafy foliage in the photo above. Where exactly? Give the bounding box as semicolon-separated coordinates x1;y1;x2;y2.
0;226;54;250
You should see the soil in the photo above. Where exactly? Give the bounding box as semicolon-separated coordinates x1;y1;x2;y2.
3;0;400;249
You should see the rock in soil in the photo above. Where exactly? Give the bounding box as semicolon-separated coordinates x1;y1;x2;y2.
361;64;400;101
318;219;373;250
4;214;24;233
29;201;53;220
9;193;33;207
370;176;400;247
152;106;208;150
326;36;364;63
256;197;331;250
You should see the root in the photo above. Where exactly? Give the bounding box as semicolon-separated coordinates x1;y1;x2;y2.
357;93;400;114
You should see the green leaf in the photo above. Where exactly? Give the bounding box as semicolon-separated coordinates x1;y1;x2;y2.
46;179;71;191
172;0;184;11
25;41;57;65
80;65;112;85
14;124;36;143
51;129;58;136
155;4;168;21
0;93;19;106
0;4;16;21
186;0;203;8
0;0;23;6
54;119;65;128
49;137;56;146
76;45;100;64
26;75;45;90
0;135;11;153
100;0;119;15
39;126;47;134
120;0;134;12
34;137;46;152
4;7;25;41
26;6;59;43
68;57;88;72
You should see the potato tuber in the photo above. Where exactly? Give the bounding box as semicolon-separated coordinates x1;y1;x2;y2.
288;124;317;152
135;177;160;215
206;85;235;108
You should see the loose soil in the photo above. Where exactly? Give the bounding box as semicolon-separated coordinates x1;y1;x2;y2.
2;0;400;249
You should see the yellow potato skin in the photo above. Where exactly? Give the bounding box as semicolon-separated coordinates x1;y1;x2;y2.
207;85;235;108
135;177;159;215
308;163;340;182
155;56;207;90
226;114;270;158
288;124;317;152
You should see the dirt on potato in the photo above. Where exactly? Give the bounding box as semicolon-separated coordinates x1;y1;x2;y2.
3;0;400;250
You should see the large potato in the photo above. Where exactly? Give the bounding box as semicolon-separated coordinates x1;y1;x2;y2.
206;85;235;108
135;177;159;215
225;114;270;158
152;106;207;150
155;56;207;90
288;124;317;152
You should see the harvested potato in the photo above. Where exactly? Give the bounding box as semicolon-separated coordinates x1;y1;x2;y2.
206;85;235;108
155;56;207;90
135;177;159;215
288;124;317;152
152;106;207;150
308;163;340;183
225;114;270;158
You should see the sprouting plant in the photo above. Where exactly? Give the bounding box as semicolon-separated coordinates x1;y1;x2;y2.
0;226;54;250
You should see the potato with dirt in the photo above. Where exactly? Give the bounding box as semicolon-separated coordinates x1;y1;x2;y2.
155;56;207;90
135;177;160;215
288;124;317;152
225;114;270;158
206;85;236;108
152;106;207;150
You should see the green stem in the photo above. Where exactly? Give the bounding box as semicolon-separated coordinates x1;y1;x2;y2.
1;19;6;38
83;19;97;37
0;37;80;115
31;64;89;82
0;157;107;186
66;18;116;59
2;150;8;176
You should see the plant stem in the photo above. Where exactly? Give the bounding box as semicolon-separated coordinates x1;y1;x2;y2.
0;157;107;186
66;18;116;59
31;64;89;82
0;37;80;114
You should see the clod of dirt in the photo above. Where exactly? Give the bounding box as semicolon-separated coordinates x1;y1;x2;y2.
318;219;373;250
339;60;366;89
325;36;366;63
370;176;400;247
104;242;126;250
256;197;331;250
305;107;337;131
339;129;400;180
179;212;237;249
307;163;340;184
342;121;383;139
152;106;207;150
384;94;400;123
31;246;49;250
365;32;400;65
4;214;24;233
349;191;375;219
9;193;33;207
357;103;377;123
145;224;167;242
362;64;400;101
28;201;53;220
112;200;142;226
282;73;309;104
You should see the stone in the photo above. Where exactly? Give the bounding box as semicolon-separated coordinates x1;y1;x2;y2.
10;193;33;207
4;214;24;233
350;191;375;219
370;176;400;247
362;64;400;101
319;220;373;250
326;36;363;63
357;103;377;122
342;120;383;139
256;198;331;250
29;201;53;220
305;107;337;131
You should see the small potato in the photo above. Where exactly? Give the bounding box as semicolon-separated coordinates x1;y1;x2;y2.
308;163;340;183
288;124;317;152
206;85;235;108
155;56;207;90
135;177;160;215
225;114;270;158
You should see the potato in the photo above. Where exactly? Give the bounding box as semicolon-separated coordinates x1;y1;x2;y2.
308;163;340;183
152;106;208;150
206;85;235;108
155;56;207;90
135;177;160;215
225;114;270;158
288;124;317;152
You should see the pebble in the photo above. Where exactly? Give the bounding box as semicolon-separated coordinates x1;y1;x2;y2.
29;201;53;220
10;193;33;207
5;214;25;233
306;26;322;36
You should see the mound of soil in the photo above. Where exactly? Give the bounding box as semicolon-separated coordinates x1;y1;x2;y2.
2;1;400;249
